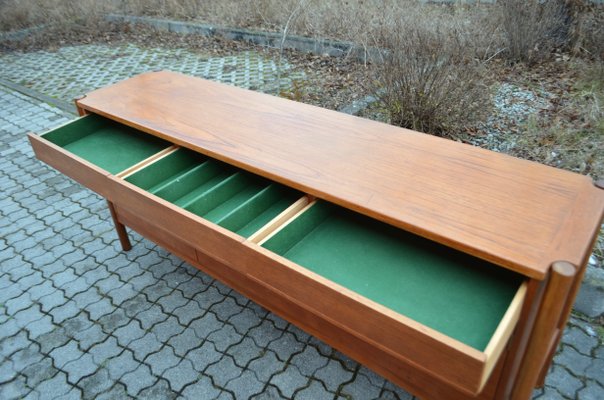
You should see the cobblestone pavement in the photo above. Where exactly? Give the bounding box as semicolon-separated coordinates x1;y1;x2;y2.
1;42;603;399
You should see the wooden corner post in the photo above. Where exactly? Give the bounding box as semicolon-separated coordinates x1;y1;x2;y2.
511;261;576;400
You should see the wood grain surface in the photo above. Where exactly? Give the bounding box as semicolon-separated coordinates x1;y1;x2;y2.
77;71;604;279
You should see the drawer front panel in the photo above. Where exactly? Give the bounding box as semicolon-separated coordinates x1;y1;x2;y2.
114;204;197;262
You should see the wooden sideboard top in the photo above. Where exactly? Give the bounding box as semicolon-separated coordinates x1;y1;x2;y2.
77;71;604;279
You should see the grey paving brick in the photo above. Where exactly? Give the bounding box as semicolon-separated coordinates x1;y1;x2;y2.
229;308;263;336
577;381;604;400
136;303;168;330
162;359;200;392
555;346;593;375
22;356;58;387
62;313;94;337
0;359;18;384
206;356;243;387
290;346;329;377
36;327;70;354
146;345;181;375
113;319;146;347
72;323;107;351
0;375;31;399
78;368;113;400
151;316;186;343
173;299;206;326
72;288;103;310
181;375;221;400
84;297;114;320
249;351;286;383
49;340;83;369
97;308;130;332
251;385;288;400
137;378;178;400
227;337;265;368
27;281;56;301
143;280;173;302
314;359;354;392
64;353;97;384
207;324;243;352
211;297;244;322
51;268;79;288
121;364;157;396
128;270;157;292
534;386;565;399
186;341;223;373
129;332;163;361
121;293;152;318
25;314;55;338
308;336;333;357
105;349;139;380
358;365;387;389
177;275;210;299
0;330;30;357
34;371;72;400
167;327;202;357
226;369;265;399
194;286;228;309
94;274;123;297
157;290;189;313
270;365;309;398
89;336;122;365
190;311;223;340
585;358;604;386
38;289;68;313
5;291;33;315
95;383;131;400
544;366;584;399
294;379;333;400
48;300;80;324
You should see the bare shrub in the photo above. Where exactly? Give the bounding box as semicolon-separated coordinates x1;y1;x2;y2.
499;0;569;64
372;22;489;138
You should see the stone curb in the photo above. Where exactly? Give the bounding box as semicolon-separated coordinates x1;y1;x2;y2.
106;14;382;63
0;78;76;116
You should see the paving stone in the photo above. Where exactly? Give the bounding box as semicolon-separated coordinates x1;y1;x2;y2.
251;385;288;400
84;297;114;320
190;312;223;340
49;340;83;369
294;379;333;400
0;375;31;399
129;332;163;361
113;319;146;347
211;297;244;321
544;366;584;398
14;342;54;374
72;288;103;310
0;359;18;384
341;373;383;400
314;359;354;392
225;369;265;399
194;286;227;309
585;358;604;386
181;375;221;399
207;324;244;352
121;364;157;396
227;336;265;368
72;323;107;351
78;368;113;400
577;381;604;400
534;386;565;399
173;299;206;326
64;353;97;384
128;270;157;292
6;291;34;315
22;356;58;387
177;275;210;299
206;356;243;387
38;290;68;313
143;280;173;302
14;304;44;328
162;359;200;392
35;371;72;400
158;290;189;313
0;330;30;357
97;308;130;332
290;346;329;377
48;300;80;324
382;381;413;400
150;316;185;343
146;345;181;375
36;327;71;354
168;326;203;357
88;336;122;365
95;383;130;400
136;303;168;330
137;378;178;400
121;293;152;318
270;365;309;398
308;336;333;357
105;349;139;380
25;314;55;338
555;345;593;375
185;341;223;372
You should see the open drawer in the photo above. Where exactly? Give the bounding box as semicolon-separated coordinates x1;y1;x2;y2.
245;201;528;394
28;114;173;197
108;147;308;268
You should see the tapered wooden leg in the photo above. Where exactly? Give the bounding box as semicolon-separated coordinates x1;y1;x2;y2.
107;201;132;251
511;261;576;400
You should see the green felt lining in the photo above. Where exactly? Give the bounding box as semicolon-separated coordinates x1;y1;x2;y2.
127;148;303;238
262;201;522;351
44;114;170;175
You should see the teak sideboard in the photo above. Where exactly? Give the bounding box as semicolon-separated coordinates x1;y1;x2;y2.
28;71;604;400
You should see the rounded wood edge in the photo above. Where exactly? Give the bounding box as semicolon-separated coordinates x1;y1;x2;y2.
551;261;576;277
595;179;604;190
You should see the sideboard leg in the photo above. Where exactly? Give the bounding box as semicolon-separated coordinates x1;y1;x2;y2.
510;261;576;400
107;201;132;251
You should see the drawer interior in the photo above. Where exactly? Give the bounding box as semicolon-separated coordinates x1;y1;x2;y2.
261;201;523;351
41;114;171;174
125;148;303;238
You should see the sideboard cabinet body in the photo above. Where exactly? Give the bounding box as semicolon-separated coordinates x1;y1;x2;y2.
28;71;604;400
